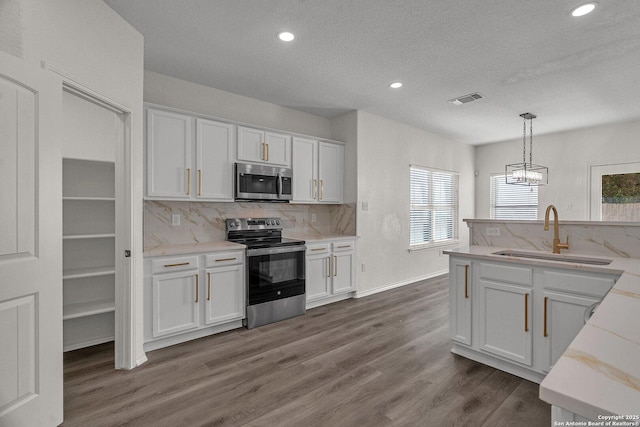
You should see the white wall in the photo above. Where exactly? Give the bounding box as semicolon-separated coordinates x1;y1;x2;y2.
1;0;145;368
475;119;640;220
144;71;333;139
330;111;358;204
356;111;475;295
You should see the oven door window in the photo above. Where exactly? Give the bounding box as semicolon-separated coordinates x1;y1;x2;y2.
247;250;305;305
239;173;278;196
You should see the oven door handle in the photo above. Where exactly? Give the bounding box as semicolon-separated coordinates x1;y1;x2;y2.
246;245;306;257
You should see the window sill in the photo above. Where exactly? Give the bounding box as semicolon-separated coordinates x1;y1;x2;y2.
408;240;461;252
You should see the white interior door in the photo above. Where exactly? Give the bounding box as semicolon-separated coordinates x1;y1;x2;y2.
0;52;63;425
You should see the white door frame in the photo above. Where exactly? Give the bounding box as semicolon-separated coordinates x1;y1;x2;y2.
45;63;141;369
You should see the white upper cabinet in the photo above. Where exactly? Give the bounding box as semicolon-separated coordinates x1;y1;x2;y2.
196;118;234;201
318;141;344;203
146;107;235;201
292;138;344;204
237;126;291;167
146;108;191;198
292;137;318;203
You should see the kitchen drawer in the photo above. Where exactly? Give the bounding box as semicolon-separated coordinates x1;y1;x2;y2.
479;262;532;286
542;270;616;297
151;255;199;274
205;251;243;268
332;241;355;252
306;243;330;255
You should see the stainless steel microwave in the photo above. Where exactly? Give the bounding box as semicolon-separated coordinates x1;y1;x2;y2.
235;163;293;202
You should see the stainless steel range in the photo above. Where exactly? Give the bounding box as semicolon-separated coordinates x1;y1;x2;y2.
226;217;306;328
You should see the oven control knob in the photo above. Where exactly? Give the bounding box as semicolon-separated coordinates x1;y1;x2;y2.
277;291;281;295
276;219;281;225
229;222;235;228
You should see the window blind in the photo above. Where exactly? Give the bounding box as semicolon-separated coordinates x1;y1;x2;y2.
490;174;538;220
410;165;459;247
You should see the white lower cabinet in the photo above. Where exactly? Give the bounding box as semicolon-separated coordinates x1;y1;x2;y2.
145;250;245;351
449;256;618;383
305;238;356;308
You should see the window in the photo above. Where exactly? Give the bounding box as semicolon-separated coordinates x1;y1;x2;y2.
490;174;538;220
410;165;459;248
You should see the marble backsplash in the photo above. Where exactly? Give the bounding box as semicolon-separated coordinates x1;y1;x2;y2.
144;201;356;247
466;219;640;259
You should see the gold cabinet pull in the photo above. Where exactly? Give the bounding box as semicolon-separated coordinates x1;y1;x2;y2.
262;142;266;160
464;265;469;299
215;257;237;262
524;293;529;332
207;272;211;301
334;256;337;276
313;179;317;199
186;168;191;195
327;257;331;278
195;274;199;303
320;179;324;200
336;245;351;249
544;296;548;337
164;262;190;268
310;247;325;252
266;143;269;161
198;169;202;196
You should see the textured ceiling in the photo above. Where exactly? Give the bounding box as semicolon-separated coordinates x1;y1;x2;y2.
104;0;640;145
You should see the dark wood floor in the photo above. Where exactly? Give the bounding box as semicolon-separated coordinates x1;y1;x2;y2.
63;277;550;426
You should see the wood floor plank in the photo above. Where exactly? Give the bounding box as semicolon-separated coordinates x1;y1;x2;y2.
62;277;551;426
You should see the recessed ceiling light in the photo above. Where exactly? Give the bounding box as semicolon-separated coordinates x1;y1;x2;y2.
277;31;295;42
571;3;596;17
389;82;403;89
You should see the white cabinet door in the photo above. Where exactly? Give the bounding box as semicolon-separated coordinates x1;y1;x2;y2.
204;264;244;326
449;259;472;345
478;279;533;366
0;50;63;427
541;290;600;373
237;126;291;166
237;126;264;163
332;252;354;294
306;254;331;302
152;270;199;337
318;141;344;203
196;118;234;201
147;108;192;198
292;137;318;202
264;131;291;166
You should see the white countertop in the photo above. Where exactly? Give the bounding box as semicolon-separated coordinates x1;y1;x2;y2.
445;246;640;419
283;233;358;243
144;241;246;257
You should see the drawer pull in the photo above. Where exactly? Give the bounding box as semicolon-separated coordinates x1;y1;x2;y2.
544;296;548;337
215;257;237;262
310;248;326;252
464;265;469;299
195;274;199;303
336;245;351;249
524;293;529;332
164;262;190;268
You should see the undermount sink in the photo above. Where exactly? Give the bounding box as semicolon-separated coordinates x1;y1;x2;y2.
492;250;612;265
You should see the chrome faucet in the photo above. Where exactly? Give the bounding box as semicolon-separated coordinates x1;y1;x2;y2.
544;205;570;254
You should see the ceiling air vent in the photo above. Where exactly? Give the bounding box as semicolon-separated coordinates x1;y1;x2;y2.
448;92;484;105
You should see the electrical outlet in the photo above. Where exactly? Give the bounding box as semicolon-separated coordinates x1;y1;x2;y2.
172;214;181;226
311;213;317;223
486;227;500;237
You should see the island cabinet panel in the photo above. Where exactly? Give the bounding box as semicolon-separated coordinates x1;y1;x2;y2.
449;258;472;345
448;255;618;384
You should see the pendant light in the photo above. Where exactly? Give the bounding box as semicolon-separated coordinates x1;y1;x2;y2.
505;113;548;185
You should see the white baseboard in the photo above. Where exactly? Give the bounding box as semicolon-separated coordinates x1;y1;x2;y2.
355;269;448;299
